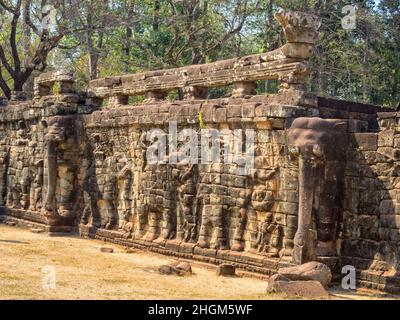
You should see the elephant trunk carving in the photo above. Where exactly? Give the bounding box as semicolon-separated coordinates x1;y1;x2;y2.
43;115;79;221
288;118;347;265
293;155;317;264
45;139;57;213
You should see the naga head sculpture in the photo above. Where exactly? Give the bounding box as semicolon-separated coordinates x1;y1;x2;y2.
275;10;322;45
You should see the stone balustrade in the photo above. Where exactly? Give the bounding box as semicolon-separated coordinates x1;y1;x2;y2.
88;10;320;106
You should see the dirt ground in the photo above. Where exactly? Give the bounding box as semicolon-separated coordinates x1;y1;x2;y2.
0;224;397;300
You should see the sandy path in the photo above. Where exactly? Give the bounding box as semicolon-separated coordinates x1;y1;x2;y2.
0;224;396;300
0;224;271;300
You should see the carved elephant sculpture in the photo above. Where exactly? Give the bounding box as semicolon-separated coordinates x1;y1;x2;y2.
287;117;347;265
44;115;79;221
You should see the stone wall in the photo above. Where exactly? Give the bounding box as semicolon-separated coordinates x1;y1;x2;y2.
1;84;397;289
338;112;400;292
0;10;399;293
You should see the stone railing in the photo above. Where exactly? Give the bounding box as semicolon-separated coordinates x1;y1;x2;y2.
87;11;321;106
34;70;75;98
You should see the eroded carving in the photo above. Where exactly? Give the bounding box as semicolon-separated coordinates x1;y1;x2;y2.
288;117;347;265
44;115;79;219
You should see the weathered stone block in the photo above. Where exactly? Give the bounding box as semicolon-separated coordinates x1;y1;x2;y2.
378;147;400;161
348;119;368;133
241;104;255;118
352;133;378;151
380;215;400;229
267;276;329;299
213;107;227;122
378;130;395;147
380;200;396;215
227;104;242;118
216;264;236;276
278;262;332;287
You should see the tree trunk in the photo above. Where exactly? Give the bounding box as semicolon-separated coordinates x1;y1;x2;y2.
22;0;33;96
153;0;160;31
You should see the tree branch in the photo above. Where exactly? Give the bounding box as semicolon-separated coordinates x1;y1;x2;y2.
0;64;11;99
9;0;22;75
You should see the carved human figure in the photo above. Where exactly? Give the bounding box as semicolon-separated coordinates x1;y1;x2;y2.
252;212;283;257
81;191;92;226
81;144;101;227
6;121;31;209
174;164;198;242
103;157;119;230
0;145;10;206
198;204;229;250
156;162;176;242
137;132;149;171
134;132;152;239
136;148;175;242
287;117;346;265
117;164;134;231
244;167;282;256
6;157;21;209
26;125;41;211
20;166;31;210
231;188;252;251
136;200;149;239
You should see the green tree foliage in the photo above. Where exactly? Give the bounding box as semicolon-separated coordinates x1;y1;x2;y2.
0;0;399;108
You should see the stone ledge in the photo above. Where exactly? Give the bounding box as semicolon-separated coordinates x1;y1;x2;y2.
0;207;47;225
2;218;400;293
79;225;293;275
89;59;308;99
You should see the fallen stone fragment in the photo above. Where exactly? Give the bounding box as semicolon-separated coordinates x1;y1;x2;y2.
158;261;192;276
100;247;114;253
176;262;192;275
158;265;184;276
267;278;329;299
267;273;290;287
217;264;236;276
278;261;332;287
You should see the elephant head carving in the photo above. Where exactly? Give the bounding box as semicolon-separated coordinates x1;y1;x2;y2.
287;117;347;265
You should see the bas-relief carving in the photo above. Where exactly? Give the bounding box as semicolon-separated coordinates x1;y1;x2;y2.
229;163;284;257
248;167;283;257
103;153;134;231
81;138;101;228
126;132;286;255
6;121;31;210
0;120;46;212
80;131;135;232
0;143;10;206
0;116;348;267
44;115;79;220
117;163;134;234
0;9;322;260
29;160;44;211
138;161;176;242
174;164;198;243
